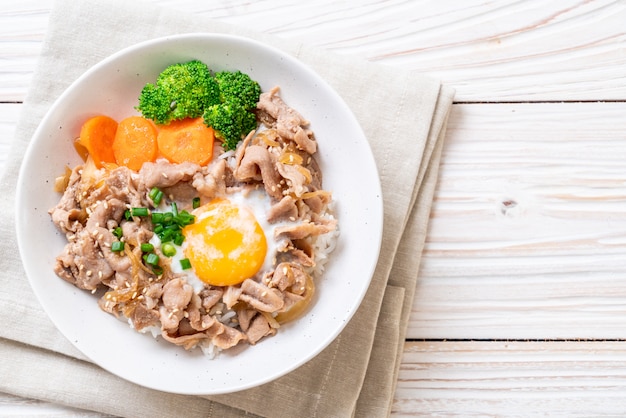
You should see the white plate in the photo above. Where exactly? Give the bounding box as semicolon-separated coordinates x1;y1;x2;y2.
16;34;382;395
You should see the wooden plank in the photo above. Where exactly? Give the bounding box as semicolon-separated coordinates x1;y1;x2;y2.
410;101;626;340
393;340;626;417
0;103;20;174
1;0;625;102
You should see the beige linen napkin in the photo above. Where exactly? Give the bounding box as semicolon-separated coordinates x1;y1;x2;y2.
0;0;454;416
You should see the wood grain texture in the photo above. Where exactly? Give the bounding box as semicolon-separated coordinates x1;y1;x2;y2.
2;0;626;416
1;0;625;102
410;102;626;340
0;103;20;176
393;341;626;417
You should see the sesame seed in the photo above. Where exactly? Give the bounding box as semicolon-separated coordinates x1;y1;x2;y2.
103;201;109;209
162;173;169;179
91;288;97;294
86;270;92;277
261;291;267;297
289;217;296;221
131;291;137;299
98;271;103;279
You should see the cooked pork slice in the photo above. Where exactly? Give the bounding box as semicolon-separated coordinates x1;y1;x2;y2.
162;278;193;311
120;220;153;248
235;307;258;332
281;291;306;313
222;285;243;309
103;166;144;208
276;163;309;197
239;279;284;312
269;262;309;294
49;166;86;233
85;198;126;232
266;195;298;223
159;278;193;330
246;314;276;345
290;126;317;155
257;87;317;154
162;182;199;207
191;158;228;198
235;145;283;200
162;330;209;350
200;288;224;311
54;229;114;290
274;218;337;241
130;303;160;331
211;325;246;349
138;159;201;189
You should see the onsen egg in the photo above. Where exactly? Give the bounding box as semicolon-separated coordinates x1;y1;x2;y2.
182;199;268;287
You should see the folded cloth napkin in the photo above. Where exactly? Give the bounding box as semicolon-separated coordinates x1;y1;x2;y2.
0;0;454;416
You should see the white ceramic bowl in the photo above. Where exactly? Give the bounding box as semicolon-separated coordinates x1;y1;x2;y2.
16;34;382;395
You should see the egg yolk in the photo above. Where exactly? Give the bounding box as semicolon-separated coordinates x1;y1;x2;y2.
183;199;267;286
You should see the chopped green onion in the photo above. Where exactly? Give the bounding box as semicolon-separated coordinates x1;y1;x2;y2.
111;241;125;252
151;212;164;223
124;209;132;221
144;252;160;266
171;202;179;217
149;187;164;205
161;243;176;257
140;243;154;252
112;227;123;239
192;197;201;209
151;265;164;276
173;234;185;246
131;207;149;217
180;258;192;270
176;210;195;226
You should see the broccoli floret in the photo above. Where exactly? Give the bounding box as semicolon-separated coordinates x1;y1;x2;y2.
137;60;220;124
214;70;262;110
203;102;257;151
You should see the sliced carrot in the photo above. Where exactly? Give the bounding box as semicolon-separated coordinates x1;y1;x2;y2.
157;117;214;165
112;116;158;171
77;115;118;168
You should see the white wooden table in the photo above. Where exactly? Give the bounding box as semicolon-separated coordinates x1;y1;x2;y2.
2;0;626;416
